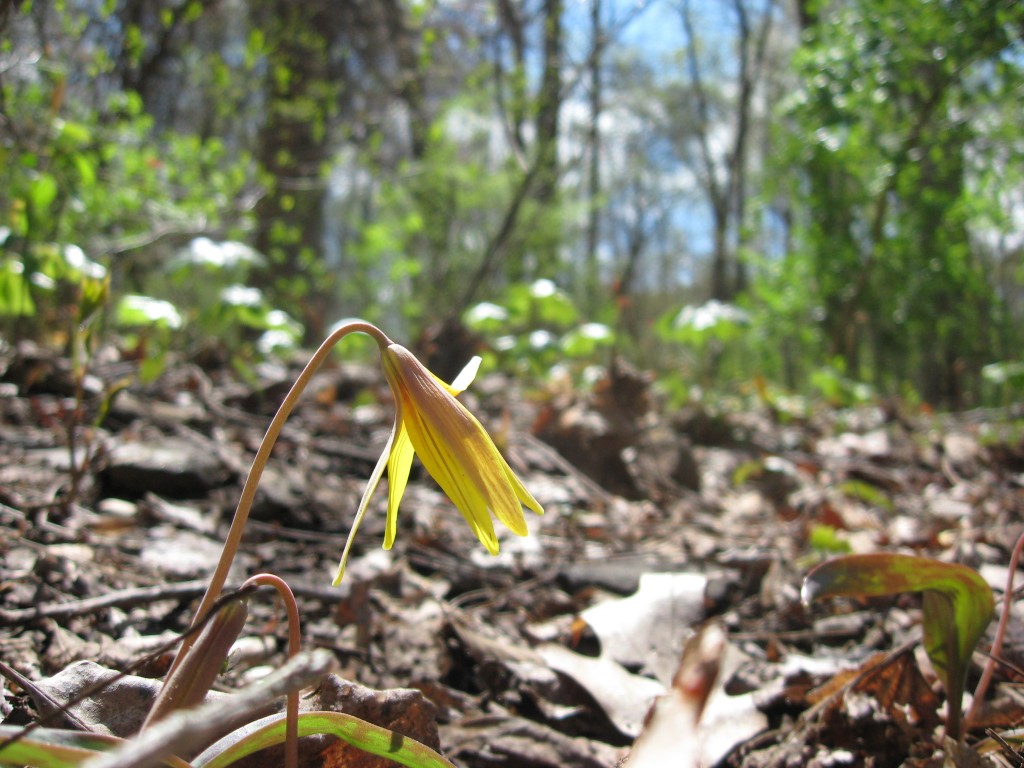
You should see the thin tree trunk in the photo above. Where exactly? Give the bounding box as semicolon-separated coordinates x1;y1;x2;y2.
496;0;528;152
583;0;603;311
251;0;341;342
533;0;564;275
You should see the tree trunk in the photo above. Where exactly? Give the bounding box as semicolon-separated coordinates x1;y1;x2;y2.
583;0;603;312
533;0;563;275
251;0;342;342
496;0;528;153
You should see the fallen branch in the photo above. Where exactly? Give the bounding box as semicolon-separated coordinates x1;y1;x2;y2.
0;580;209;626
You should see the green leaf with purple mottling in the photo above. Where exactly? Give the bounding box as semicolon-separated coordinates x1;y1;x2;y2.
802;553;994;739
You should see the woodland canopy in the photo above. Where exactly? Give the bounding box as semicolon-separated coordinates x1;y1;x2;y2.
1;0;1022;408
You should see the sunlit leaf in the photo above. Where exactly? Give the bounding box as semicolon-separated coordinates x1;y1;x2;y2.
168;238;263;273
836;479;893;511
29;173;59;215
505;279;578;327
115;294;183;330
0;262;35;318
982;361;1024;386
659;300;750;347
808;524;851;553
0;727;189;768
71;153;98;191
0;727;114;768
463;301;509;333
193;711;457;768
56;119;92;146
78;273;110;325
561;322;614;357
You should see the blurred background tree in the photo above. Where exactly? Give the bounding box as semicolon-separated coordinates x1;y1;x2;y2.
1;0;1021;408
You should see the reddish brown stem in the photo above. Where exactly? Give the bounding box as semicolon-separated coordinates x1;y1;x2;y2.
159;321;390;695
966;529;1024;728
243;574;301;768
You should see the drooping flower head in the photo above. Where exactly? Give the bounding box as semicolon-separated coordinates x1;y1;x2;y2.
333;339;543;585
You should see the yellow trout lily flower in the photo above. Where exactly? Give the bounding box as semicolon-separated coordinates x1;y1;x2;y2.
333;341;543;585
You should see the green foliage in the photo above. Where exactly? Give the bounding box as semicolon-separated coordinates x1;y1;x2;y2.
807;524;852;555
194;711;456;768
0;709;458;768
115;239;303;378
0;3;255;352
655;300;749;349
115;295;184;331
981;361;1024;406
0;237;108;325
464;279;614;378
802;553;995;739
762;0;1024;406
650;300;753;402
2;85;250;254
808;361;875;408
1;0;1018;410
332;91;568;332
836;479;893;512
0;728;133;768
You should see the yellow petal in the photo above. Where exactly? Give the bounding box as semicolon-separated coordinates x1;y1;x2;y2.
384;416;414;550
499;450;544;517
382;344;538;550
333;422;395;586
447;356;481;393
399;392;500;553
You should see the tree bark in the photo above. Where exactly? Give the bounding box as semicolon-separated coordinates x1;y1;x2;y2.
251;0;343;342
583;0;603;311
533;0;564;275
680;0;774;302
496;0;528;153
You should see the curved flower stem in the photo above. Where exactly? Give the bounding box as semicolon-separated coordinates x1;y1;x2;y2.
167;320;391;675
242;574;301;768
966;528;1024;728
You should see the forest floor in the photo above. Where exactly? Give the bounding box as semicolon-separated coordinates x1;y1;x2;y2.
1;338;1023;768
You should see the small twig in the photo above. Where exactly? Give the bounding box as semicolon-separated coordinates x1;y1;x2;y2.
984;729;1024;767
0;500;27;524
974;647;1024;680
0;660;94;732
0;580;210;626
0;586;257;753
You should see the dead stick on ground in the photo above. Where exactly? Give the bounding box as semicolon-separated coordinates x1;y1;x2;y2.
0;580;209;626
0;660;94;732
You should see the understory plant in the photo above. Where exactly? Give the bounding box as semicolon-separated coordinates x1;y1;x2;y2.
463;278;615;381
0;319;544;768
802;552;995;742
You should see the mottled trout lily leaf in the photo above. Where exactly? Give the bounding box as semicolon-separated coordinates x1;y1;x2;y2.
802;553;994;739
